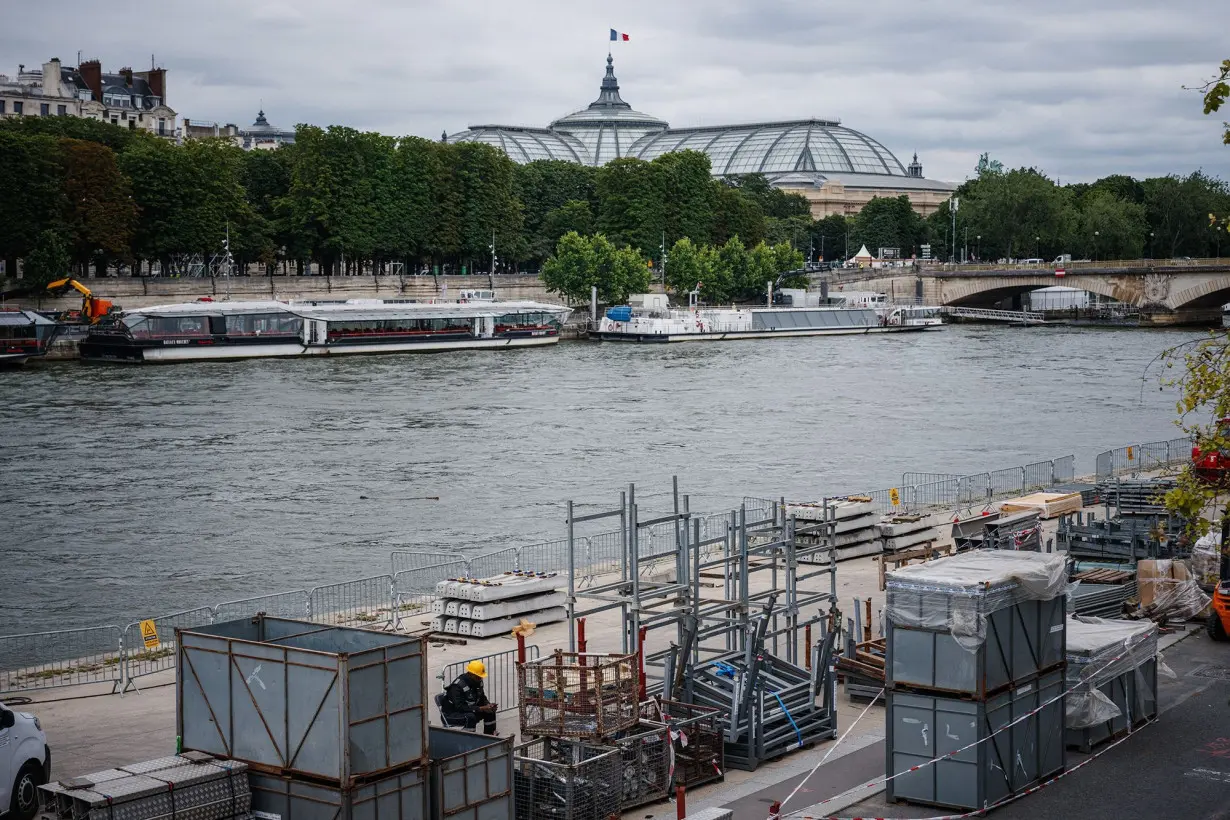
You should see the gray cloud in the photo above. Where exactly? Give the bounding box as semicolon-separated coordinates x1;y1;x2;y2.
2;0;1226;183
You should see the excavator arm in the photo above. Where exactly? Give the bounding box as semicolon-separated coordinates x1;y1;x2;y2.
44;278;113;322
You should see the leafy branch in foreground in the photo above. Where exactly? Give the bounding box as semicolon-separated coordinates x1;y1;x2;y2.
1161;331;1230;533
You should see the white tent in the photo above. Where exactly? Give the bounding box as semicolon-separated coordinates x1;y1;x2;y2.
848;245;874;266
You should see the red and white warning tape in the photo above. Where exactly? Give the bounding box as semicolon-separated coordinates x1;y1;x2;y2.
789;716;1156;820
772;627;1158;820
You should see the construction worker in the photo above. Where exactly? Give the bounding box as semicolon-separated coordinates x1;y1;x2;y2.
442;660;498;735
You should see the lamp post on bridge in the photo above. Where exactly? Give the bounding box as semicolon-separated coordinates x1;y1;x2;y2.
1094;230;1100;263
1035;236;1040;260
976;234;981;263
1149;232;1154;260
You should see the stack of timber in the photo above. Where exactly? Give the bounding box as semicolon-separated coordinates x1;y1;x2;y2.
884;550;1068;811
836;637;886;701
40;754;252;820
879;514;942;553
787;496;881;562
431;571;567;637
999;491;1083;520
1064;617;1159;752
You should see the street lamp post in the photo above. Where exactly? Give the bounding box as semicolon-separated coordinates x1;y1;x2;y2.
976;234;981;262
1035;236;1040;259
963;227;969;263
1094;230;1100;262
1149;232;1155;260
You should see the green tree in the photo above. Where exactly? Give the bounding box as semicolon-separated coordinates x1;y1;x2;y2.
517;161;597;261
812;213;849;262
0;114;147;152
1196;58;1230;145
852;195;926;260
540;232;651;304
448;142;525;268
538;201;594;256
663;237;703;296
58;138;137;272
765;215;813;252
23;229;71;287
712;183;765;246
596;157;665;253
728;174;811;218
0;132;64;277
1076;191;1147;260
654;150;715;249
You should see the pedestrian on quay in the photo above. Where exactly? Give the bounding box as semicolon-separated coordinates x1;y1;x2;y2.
442;660;498;735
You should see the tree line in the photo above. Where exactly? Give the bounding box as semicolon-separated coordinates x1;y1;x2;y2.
1;116;1226;293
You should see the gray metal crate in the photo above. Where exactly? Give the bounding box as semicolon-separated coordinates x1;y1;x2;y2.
177;616;427;786
42;759;250;820
886;670;1066;811
1066;657;1157;752
428;728;512;820
886;598;1066;697
248;768;426;820
609;722;671;809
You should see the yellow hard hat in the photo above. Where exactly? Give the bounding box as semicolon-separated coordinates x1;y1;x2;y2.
466;660;487;678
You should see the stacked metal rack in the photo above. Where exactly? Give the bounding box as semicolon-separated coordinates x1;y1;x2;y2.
1100;478;1177;517
40;753;252;820
1059;512;1187;561
884;550;1069;811
562;480;840;772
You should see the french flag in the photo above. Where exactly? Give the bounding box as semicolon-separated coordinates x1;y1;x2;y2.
610;29;629;41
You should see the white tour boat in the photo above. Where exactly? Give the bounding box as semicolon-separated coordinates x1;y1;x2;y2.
79;295;571;363
591;290;941;343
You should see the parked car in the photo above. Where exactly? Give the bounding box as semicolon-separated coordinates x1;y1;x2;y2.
0;702;49;820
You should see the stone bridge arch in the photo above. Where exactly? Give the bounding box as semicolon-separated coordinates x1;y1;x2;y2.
1167;274;1230;310
938;275;1134;307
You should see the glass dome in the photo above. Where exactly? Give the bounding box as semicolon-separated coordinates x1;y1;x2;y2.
627;120;907;177
446;126;590;164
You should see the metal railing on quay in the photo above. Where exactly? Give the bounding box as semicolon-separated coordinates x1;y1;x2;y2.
1053;454;1076;482
1094;436;1191;481
518;538;574;574
467;546;519;578
307;574;395;630
390;549;466;576
440;645;540;717
393;559;469;626
0;626;124;696
1024;459;1052;490
121;606;215;692
212;590;310;623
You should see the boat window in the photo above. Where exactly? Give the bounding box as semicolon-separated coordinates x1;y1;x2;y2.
226;313;303;336
495;312;561;329
326;317;473;337
121;316;148;336
135;315;210;338
0;324;35;340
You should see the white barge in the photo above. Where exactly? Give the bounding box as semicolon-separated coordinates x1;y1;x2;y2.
591;292;941;343
79;296;571;363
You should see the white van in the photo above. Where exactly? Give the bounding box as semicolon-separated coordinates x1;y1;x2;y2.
0;702;50;820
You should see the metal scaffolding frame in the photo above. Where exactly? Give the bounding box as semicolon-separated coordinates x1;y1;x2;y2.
563;479;842;770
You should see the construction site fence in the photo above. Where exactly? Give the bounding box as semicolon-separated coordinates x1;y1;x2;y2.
441;645;541;717
847;454;1077;514
1094;437;1192;481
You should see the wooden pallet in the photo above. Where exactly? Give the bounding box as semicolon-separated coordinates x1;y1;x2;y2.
835;638;886;683
1072;568;1135;585
877;541;953;591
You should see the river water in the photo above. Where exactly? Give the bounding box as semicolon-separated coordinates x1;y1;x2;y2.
0;326;1194;633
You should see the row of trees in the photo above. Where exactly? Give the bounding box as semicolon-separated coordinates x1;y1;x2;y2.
925;156;1230;263
1;115;1227;290
540;232;805;305
0;116;814;285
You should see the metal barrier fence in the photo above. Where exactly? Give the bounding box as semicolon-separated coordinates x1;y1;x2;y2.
393;559;469;626
213;590;310;622
391;550;465;576
308;574;394;629
440;646;541;718
519;538;574;573
1094;437;1191;481
1054;454;1075;482
122;606;215;692
0;626;124;695
467;546;519;578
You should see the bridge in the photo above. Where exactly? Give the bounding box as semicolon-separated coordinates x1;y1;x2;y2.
819;258;1230;324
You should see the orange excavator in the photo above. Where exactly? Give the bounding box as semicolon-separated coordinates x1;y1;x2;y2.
45;278;114;323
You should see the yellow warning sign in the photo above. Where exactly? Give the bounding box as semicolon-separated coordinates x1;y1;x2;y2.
889;488;901;506
140;619;159;649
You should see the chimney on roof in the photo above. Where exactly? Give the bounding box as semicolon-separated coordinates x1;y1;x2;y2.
120;67;133;87
78;59;102;101
42;58;62;99
137;67;166;105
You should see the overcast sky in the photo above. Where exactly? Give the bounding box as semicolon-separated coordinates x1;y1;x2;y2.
4;0;1227;183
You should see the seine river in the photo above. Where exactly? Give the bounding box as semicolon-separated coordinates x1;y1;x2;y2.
0;326;1195;633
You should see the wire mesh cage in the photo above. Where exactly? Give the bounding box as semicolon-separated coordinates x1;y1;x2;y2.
518;650;639;738
609;723;671;809
639;700;725;789
512;737;622;820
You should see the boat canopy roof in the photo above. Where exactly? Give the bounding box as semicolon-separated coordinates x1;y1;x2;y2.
0;309;57;326
120;299;570;320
